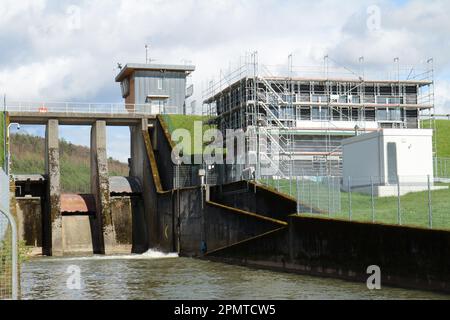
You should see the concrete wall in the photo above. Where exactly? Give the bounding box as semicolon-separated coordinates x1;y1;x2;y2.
63;215;93;253
110;196;145;253
154;116;176;190
207;215;450;293
15;197;42;248
149;186;288;257
129;118;153;252
209;181;298;221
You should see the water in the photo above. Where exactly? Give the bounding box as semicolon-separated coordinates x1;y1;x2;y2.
21;250;449;300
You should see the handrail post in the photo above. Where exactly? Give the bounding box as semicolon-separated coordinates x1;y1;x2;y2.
428;174;433;229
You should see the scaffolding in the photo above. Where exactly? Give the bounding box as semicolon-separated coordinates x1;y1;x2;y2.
203;52;435;182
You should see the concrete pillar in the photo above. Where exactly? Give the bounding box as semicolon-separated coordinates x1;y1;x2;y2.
90;120;114;254
45;119;62;256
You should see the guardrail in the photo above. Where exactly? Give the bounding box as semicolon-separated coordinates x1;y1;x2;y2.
6;101;179;115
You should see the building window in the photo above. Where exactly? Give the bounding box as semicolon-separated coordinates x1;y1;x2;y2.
158;78;163;90
377;108;388;121
312;107;320;120
120;78;130;98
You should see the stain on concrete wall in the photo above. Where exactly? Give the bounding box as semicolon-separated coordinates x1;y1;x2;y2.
16;197;42;248
110;196;132;244
62;215;93;254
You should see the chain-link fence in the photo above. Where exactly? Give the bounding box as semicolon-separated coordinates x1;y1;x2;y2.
261;174;450;230
0;169;18;300
434;157;450;179
260;176;341;215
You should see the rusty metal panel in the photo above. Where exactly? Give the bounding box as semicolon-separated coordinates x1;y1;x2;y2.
60;194;96;213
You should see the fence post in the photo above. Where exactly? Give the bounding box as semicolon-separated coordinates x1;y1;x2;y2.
397;175;401;225
327;176;331;217
289;169;293;197
296;176;300;214
371;176;375;223
316;173;319;211
428;174;433;229
348;176;352;221
309;177;312;214
444;160;447;177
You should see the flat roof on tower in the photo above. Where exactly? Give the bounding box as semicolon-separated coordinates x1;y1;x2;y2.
115;63;195;82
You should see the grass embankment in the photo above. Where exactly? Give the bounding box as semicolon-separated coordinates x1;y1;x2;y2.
422;119;450;158
161;114;217;156
262;178;450;230
10;133;128;193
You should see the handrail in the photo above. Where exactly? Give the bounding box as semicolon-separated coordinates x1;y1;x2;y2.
6;101;179;116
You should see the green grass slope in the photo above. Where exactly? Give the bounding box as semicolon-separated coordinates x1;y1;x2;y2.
422;119;450;158
262;178;449;230
10;133;129;193
161;114;224;156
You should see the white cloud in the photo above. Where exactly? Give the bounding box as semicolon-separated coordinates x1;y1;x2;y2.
1;0;450;158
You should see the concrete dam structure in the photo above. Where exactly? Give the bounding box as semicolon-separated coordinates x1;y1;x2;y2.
5;62;448;293
7;110;450;293
10;112;152;255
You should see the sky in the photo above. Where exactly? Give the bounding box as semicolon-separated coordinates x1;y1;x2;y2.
1;0;450;162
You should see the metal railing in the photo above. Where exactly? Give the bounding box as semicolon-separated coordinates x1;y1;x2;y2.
260;174;449;230
6;101;179;115
0;169;18;300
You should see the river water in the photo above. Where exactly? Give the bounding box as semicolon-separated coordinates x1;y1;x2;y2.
20;250;448;300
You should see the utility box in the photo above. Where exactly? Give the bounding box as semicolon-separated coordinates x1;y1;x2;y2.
342;129;437;196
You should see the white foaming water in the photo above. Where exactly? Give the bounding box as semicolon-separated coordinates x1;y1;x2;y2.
35;249;178;262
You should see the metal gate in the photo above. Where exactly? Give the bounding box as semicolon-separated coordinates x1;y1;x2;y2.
0;169;18;300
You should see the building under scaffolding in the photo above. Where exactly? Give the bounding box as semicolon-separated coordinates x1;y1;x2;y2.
203;53;435;181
